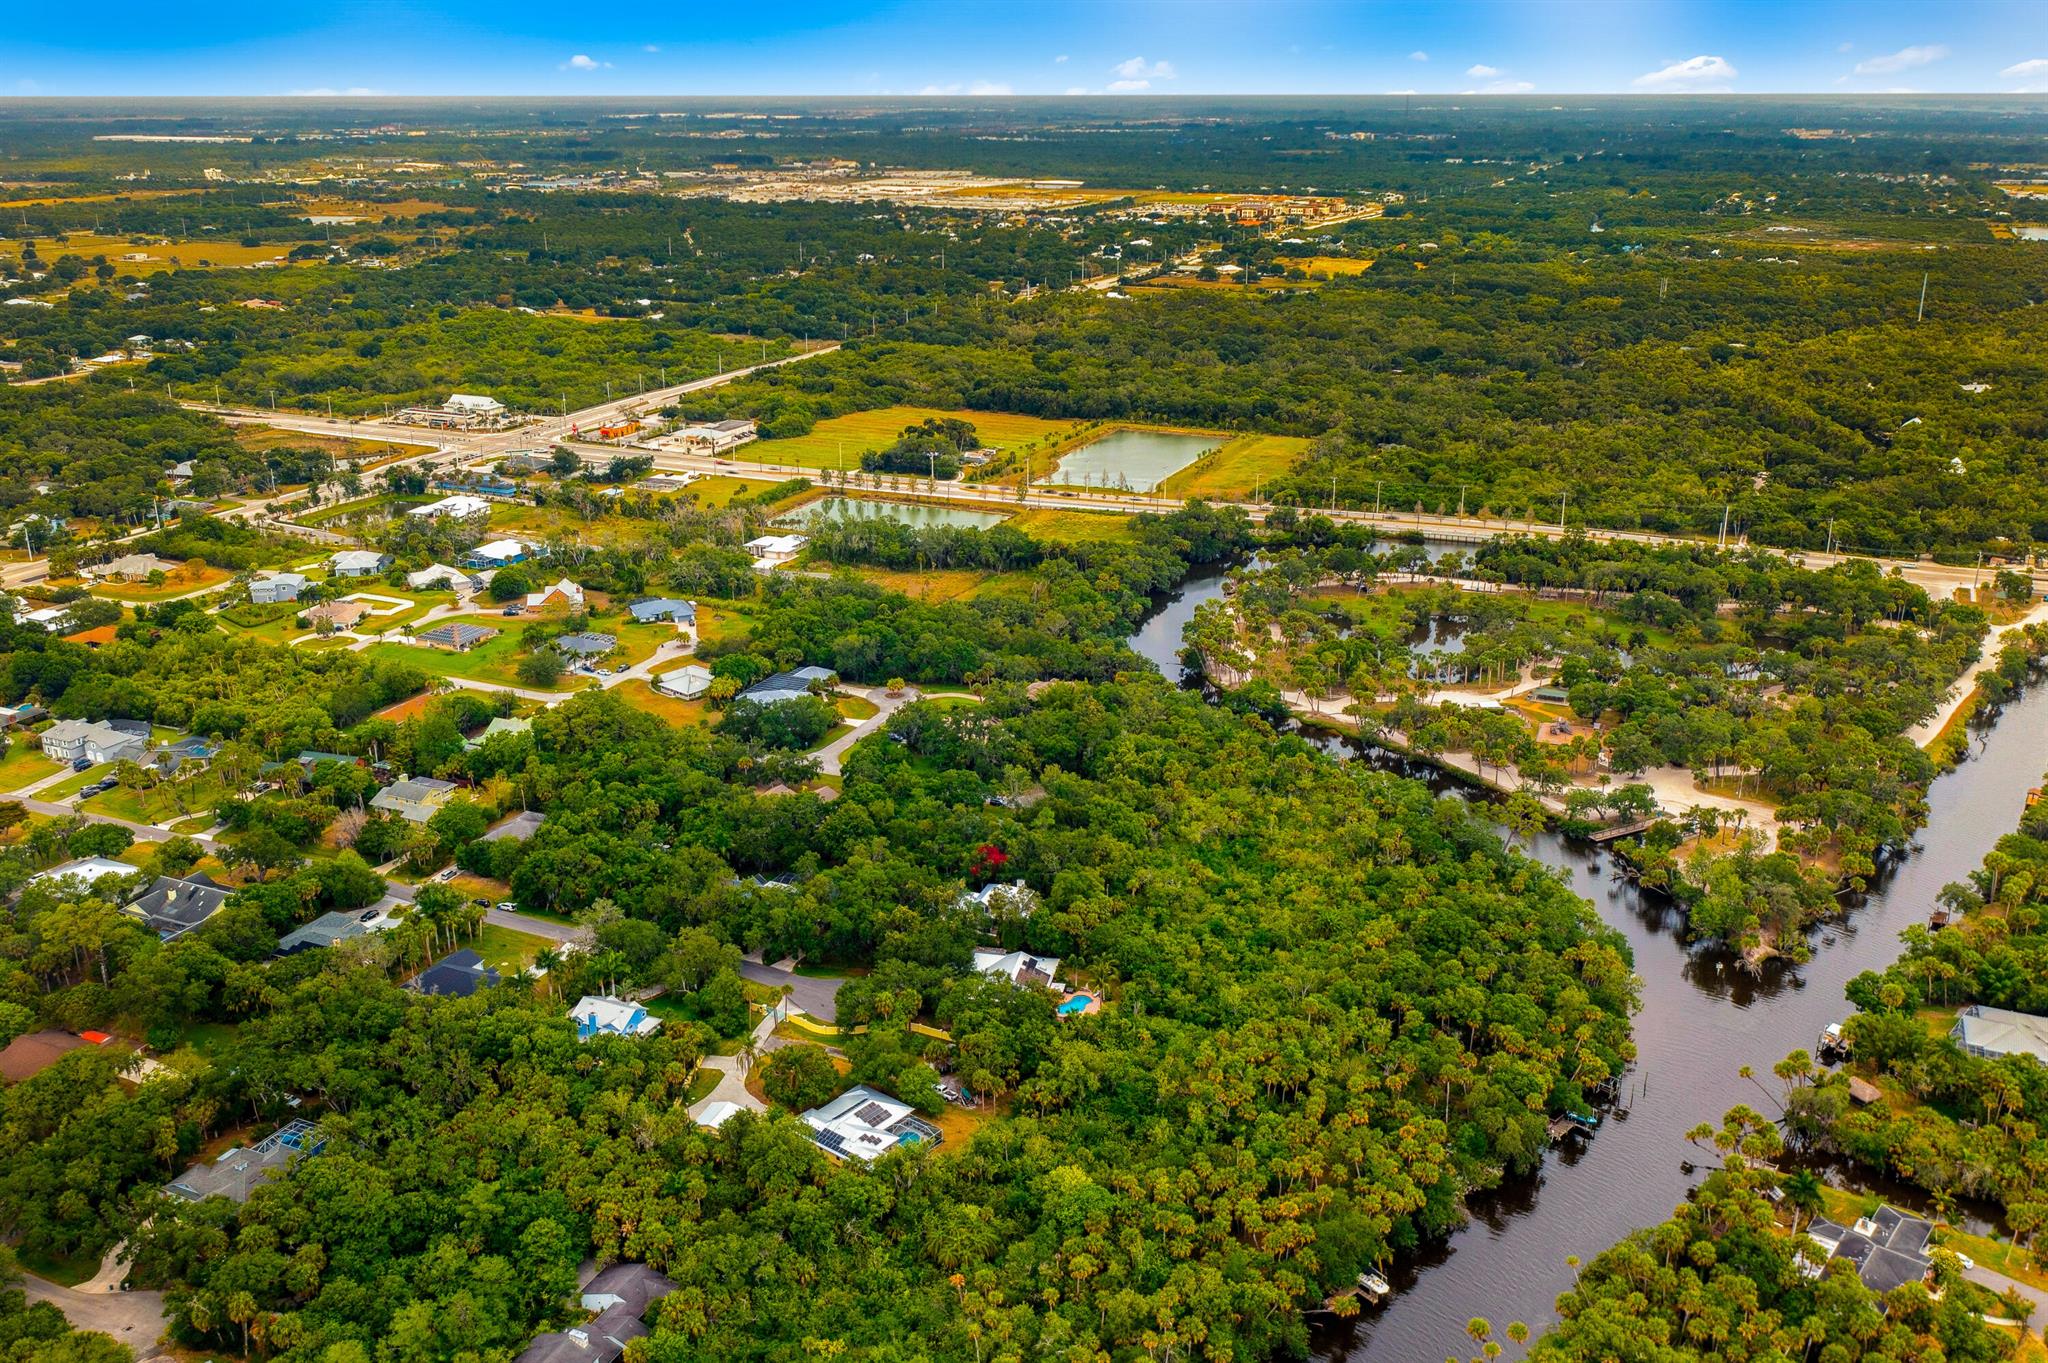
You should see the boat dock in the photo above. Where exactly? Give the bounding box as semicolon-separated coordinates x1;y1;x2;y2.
1587;817;1658;845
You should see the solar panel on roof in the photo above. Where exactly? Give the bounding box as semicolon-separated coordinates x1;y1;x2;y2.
853;1101;892;1127
814;1129;848;1154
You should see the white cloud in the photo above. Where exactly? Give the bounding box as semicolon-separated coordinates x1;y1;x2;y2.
919;83;962;95
1107;79;1151;92
1632;55;1738;92
1837;41;1854;53
970;80;1012;95
2002;58;2048;90
1055;54;1069;63
1475;80;1535;93
1384;88;1419;95
1113;56;1176;80
1466;63;1499;78
1853;44;1949;75
561;54;610;71
642;44;661;53
288;86;383;96
1064;86;1089;95
1408;51;1429;62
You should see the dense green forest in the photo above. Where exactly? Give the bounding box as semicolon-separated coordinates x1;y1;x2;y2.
1785;772;2048;1242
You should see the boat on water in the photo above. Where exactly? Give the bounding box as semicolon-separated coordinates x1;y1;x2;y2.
1357;1271;1391;1300
1818;1021;1850;1061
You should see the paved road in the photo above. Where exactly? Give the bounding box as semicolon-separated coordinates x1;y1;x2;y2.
19;1272;166;1355
485;905;587;944
1966;1262;2048;1328
737;961;846;1022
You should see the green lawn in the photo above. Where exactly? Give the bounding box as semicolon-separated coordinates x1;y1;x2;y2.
472;923;553;977
0;743;62;792
1008;508;1139;543
79;777;225;827
1158;433;1311;500
684;1065;723;1104
749;406;1078;473
17;1246;103;1288
361;621;596;692
41;764;112;800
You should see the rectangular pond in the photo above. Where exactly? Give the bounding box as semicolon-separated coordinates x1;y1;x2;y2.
777;497;1011;531
1042;429;1220;493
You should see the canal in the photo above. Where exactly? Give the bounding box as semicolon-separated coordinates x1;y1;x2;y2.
1125;562;2048;1363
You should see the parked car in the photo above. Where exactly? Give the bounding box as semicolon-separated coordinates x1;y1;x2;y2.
495;900;518;912
435;867;458;882
72;758;92;772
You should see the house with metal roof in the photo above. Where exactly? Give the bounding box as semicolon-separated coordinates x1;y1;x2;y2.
277;907;388;954
738;665;836;707
628;598;696;624
571;995;662;1040
655;663;713;700
462;538;532;569
250;572;309;605
1952;1004;2048;1063
406;563;474;592
31;856;142;888
328;549;391;578
800;1085;943;1163
371;776;459;823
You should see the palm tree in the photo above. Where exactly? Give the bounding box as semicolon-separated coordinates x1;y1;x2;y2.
1783;1169;1825;1231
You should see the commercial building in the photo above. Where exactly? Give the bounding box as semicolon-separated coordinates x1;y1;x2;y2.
394;394;516;431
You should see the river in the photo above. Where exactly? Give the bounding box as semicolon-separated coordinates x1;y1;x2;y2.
1125;562;2048;1363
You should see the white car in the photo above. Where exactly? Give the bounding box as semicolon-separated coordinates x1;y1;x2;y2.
496;900;518;912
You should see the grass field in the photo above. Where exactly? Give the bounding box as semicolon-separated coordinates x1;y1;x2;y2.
752;407;1079;472
1274;255;1375;277
468;924;551;977
233;424;433;463
0;233;295;273
1157;433;1310;499
85;566;232;600
286;197;469;220
673;474;777;509
844;566;992;603
1009;508;1138;543
615;678;711;727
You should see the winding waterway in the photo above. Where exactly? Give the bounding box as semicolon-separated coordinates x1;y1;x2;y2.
1125;562;2048;1363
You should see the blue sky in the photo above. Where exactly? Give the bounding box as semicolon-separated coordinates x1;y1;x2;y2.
5;0;2048;98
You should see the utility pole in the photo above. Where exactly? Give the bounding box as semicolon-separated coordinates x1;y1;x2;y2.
1457;484;1466;518
1559;491;1568;528
1917;272;1929;323
1375;480;1382;515
1330;474;1337;513
1718;502;1730;550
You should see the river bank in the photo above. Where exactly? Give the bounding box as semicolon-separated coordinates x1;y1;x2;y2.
1124;562;2048;1363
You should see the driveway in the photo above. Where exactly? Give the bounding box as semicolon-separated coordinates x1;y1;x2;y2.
737;961;846;1022
19;1271;166;1355
813;685;913;777
1965;1262;2048;1328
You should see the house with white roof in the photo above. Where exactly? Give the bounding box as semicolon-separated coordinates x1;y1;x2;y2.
1953;1004;2048;1064
250;572;309;605
406;563;474;592
694;1100;745;1129
571;995;662;1040
329;549;391;578
406;494;493;521
462;538;532;569
800;1085;943;1162
972;948;1062;990
31;856;141;888
744;533;806;569
655;663;714;700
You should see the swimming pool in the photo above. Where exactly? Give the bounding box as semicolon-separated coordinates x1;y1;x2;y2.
1057;993;1094;1016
